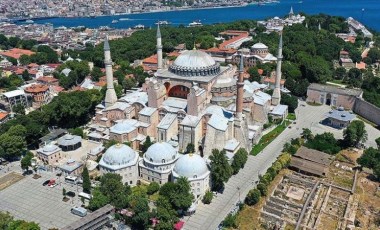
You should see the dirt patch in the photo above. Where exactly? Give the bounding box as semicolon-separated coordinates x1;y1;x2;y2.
0;172;24;191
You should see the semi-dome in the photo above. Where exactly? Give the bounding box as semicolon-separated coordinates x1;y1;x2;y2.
169;49;221;77
252;42;268;49
144;142;177;164
101;143;137;166
173;154;209;179
110;121;137;134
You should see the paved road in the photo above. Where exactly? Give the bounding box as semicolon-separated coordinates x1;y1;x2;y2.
183;103;380;230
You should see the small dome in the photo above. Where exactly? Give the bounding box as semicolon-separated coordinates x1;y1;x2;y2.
43;144;59;152
101;144;137;166
65;134;74;140
252;43;268;49
173;154;209;178
144;142;177;164
174;50;216;68
110;121;137;134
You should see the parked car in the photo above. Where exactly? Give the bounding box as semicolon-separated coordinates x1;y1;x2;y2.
49;183;58;188
66;191;76;197
42;180;50;186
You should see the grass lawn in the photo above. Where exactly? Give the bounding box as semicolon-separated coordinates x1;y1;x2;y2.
306;102;322;106
251;121;290;156
287;113;296;121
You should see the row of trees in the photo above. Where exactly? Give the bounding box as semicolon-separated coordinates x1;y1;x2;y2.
209;148;248;192
0;90;103;160
0;211;40;230
88;173;194;230
357;137;380;180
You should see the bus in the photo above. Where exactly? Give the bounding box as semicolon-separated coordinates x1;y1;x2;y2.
71;207;87;217
65;176;78;184
78;192;93;200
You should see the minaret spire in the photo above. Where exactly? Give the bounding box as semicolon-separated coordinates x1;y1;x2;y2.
156;23;163;70
236;54;244;119
289;6;294;17
104;35;117;108
272;33;283;106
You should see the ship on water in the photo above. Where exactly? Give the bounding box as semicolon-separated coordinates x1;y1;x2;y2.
133;24;145;29
25;19;34;24
119;18;129;21
155;20;171;25
188;20;203;27
111;20;118;24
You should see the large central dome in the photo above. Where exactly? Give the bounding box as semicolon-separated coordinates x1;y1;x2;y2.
169;49;221;77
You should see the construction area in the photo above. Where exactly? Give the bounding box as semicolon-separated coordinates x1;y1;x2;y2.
236;148;380;230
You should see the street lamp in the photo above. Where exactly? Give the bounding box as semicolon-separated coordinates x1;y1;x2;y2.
237;187;241;203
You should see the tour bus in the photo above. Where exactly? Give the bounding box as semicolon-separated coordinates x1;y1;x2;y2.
79;192;93;200
71;207;87;217
65;176;78;184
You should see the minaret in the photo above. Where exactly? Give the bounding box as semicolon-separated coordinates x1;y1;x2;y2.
272;33;283;106
104;35;117;108
236;54;244;119
318;23;321;31
289;6;294;18
156;24;163;70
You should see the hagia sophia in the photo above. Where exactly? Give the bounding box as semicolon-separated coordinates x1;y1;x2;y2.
89;25;288;204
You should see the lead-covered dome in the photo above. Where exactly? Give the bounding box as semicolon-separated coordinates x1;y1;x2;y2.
173;154;209;179
169;50;220;77
100;143;138;167
144;142;177;164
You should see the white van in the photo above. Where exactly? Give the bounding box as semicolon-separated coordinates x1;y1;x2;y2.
71;207;87;217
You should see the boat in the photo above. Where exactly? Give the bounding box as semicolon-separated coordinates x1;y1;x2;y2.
133;24;145;29
111;20;118;24
119;18;129;21
25;19;34;24
188;20;202;27
155;20;171;25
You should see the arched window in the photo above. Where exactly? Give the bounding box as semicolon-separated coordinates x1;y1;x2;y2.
162;159;165;163
150;158;153;162
193;175;197;179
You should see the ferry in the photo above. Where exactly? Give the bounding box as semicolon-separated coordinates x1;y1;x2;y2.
119;18;129;21
188;20;202;27
25;19;34;24
155;20;171;25
111;20;118;24
134;24;145;29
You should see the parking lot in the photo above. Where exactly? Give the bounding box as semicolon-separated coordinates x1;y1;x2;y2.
0;170;82;229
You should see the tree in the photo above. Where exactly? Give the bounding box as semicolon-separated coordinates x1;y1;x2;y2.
304;132;341;155
90;66;103;81
373;163;380;181
185;143;195;153
82;166;91;194
0;211;14;230
69;127;84;138
345;68;362;88
231;148;248;174
209;149;233;191
0;133;26;160
376;137;380;149
357;147;380;169
20;151;33;172
301;128;313;141
128;196;150;230
343;120;367;148
335;67;346;80
141;136;153;153
7;220;40;230
7;125;27;137
99;173;129;209
22;69;31;81
154;197;178;230
281;93;298;113
147;182;160;195
202;190;213;204
245;188;261;206
12;104;25;115
222;213;237;228
88;187;109;211
159;178;194;211
248;66;261;82
257;183;268;196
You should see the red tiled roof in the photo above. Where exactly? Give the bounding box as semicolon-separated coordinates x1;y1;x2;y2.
0;48;35;59
356;62;366;70
45;63;61;69
24;84;49;93
143;54;158;64
0;112;9;120
206;47;237;54
37;76;59;83
218;33;248;50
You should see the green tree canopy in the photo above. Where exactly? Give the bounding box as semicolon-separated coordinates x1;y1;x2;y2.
209;149;233;191
343;120;367;148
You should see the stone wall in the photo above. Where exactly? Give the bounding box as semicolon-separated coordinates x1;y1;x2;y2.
353;98;380;126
